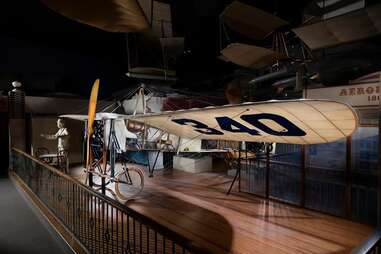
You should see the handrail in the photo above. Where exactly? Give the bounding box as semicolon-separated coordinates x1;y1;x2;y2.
351;228;381;254
244;156;360;174
242;157;379;189
11;147;210;254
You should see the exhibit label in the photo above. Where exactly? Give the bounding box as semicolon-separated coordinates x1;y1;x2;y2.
306;83;381;107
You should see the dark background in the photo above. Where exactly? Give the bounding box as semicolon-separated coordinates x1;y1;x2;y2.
0;0;380;98
0;0;318;98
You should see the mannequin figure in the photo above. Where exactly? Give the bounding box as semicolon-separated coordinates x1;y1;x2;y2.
41;118;69;151
41;118;70;171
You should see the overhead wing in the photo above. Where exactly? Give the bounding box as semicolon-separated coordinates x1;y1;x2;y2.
40;0;149;33
293;4;381;50
221;1;288;40
61;113;137;152
61;112;130;121
221;43;288;69
60;114;88;121
130;100;358;145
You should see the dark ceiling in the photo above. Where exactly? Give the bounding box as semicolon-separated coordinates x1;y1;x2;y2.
0;0;129;98
0;0;380;99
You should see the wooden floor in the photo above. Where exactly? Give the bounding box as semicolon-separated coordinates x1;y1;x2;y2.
71;166;374;254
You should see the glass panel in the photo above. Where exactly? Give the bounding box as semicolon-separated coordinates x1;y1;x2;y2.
305;139;346;216
270;144;301;204
351;127;378;225
240;151;266;196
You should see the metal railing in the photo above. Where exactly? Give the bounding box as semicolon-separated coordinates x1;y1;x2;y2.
239;150;379;225
11;148;208;254
352;228;381;254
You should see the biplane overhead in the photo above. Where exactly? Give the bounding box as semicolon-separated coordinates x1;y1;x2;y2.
40;0;149;32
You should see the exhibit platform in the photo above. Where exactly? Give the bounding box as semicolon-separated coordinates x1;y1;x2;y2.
69;165;374;254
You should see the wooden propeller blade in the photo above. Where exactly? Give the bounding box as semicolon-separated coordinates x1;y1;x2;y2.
86;79;100;169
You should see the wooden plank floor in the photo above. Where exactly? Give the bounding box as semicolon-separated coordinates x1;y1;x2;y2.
71;166;374;254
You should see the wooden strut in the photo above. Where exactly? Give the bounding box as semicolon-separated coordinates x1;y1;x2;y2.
148;150;161;178
226;142;242;195
379;100;381;227
346;136;352;218
300;145;306;207
102;120;108;195
87;136;93;188
265;143;270;199
85;156;119;199
85;120;113;197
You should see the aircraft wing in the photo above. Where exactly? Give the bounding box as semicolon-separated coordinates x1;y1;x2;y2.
61;112;131;121
129;99;358;145
40;0;149;33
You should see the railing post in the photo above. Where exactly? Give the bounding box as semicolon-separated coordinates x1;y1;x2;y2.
300;145;306;207
346;136;352;218
238;142;241;192
265;143;270;199
378;101;381;227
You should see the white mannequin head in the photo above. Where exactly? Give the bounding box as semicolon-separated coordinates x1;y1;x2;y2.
12;81;22;88
57;118;65;128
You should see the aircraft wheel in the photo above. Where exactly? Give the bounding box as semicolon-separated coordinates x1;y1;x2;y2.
115;166;144;200
88;160;111;187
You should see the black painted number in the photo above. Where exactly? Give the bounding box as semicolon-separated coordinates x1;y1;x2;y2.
172;119;223;135
171;114;306;137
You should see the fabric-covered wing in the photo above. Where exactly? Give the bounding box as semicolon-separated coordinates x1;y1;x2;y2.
40;0;149;33
293;4;381;50
222;1;288;40
60;114;89;121
130;100;358;145
61;113;130;121
221;43;288;69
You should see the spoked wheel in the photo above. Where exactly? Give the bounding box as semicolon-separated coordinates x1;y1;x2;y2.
88;160;112;187
115;166;144;200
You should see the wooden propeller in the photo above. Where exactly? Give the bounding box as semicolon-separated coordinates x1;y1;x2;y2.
86;79;100;170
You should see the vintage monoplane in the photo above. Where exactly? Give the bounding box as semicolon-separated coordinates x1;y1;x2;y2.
62;79;358;202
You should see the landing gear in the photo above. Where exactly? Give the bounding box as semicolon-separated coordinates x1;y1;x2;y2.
115;164;144;201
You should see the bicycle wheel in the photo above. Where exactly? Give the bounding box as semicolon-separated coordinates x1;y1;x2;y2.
88;160;111;187
115;166;144;200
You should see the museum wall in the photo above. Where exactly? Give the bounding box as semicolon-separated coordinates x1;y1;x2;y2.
9;119;26;151
0;113;8;176
25;96;110;115
0;96;8;175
